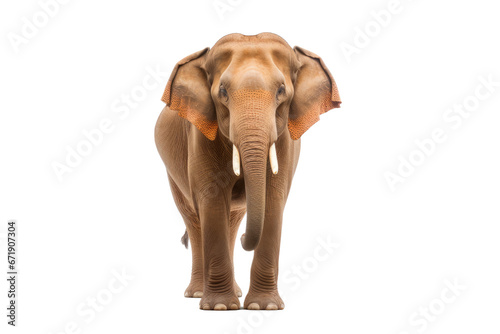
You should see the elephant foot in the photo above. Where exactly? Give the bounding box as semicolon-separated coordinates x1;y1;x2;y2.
184;280;204;298
186;280;241;298
244;290;284;310
200;292;240;310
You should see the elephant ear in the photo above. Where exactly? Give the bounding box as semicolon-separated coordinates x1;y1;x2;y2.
288;46;341;140
161;47;218;140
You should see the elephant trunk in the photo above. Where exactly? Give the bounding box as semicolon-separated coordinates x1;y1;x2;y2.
237;129;270;251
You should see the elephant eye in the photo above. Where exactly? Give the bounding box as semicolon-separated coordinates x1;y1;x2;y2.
277;85;286;99
219;85;228;101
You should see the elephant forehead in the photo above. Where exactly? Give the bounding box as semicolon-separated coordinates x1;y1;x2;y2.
229;89;274;110
213;33;290;46
210;44;292;74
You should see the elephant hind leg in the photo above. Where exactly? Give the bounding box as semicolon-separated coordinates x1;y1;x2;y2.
167;174;203;297
229;208;246;297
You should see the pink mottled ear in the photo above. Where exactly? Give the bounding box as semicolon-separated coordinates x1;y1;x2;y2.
162;48;218;141
288;46;341;140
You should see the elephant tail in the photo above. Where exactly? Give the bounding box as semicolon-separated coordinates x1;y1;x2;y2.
181;230;189;249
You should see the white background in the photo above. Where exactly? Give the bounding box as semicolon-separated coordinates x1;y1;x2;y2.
1;0;499;333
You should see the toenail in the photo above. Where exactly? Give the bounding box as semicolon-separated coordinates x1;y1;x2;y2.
247;303;260;310
266;303;278;310
214;303;227;310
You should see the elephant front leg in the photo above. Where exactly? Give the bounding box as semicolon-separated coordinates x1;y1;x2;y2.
199;199;241;310
244;200;285;310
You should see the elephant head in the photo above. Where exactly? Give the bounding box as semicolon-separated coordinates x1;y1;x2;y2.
162;33;341;250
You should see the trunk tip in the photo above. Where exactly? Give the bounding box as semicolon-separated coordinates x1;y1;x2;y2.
240;233;259;251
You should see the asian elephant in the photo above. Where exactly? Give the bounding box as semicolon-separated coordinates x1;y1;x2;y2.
154;33;341;310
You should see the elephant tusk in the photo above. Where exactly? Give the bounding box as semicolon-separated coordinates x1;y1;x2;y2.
269;143;278;175
233;144;241;176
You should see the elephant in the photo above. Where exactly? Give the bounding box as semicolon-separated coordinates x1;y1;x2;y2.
154;33;341;310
